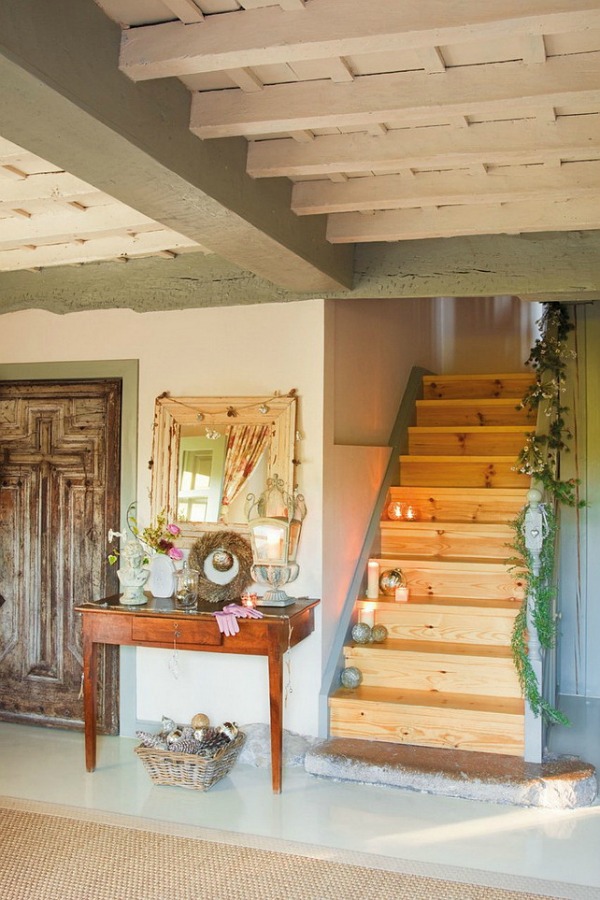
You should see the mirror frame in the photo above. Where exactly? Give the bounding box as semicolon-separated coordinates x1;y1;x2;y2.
150;393;298;543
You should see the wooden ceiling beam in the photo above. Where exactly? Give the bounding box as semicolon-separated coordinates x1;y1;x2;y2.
191;51;600;138
292;160;600;215
119;1;600;81
0;0;352;292
247;116;600;178
326;197;600;243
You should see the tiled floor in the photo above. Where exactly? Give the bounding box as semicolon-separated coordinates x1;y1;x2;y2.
1;697;599;895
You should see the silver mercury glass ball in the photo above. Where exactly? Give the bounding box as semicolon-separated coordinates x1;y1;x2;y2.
340;666;363;689
379;568;406;596
371;624;388;643
212;549;235;572
351;622;372;644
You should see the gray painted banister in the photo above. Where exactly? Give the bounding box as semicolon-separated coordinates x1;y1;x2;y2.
318;365;431;736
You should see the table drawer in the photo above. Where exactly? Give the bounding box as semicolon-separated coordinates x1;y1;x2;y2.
131;617;222;646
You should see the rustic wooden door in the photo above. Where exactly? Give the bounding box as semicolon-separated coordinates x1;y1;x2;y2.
0;379;121;733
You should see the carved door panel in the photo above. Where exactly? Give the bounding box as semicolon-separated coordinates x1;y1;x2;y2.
0;380;121;733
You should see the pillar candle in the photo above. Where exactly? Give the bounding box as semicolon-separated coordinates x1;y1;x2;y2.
367;559;379;599
360;605;375;628
395;586;409;603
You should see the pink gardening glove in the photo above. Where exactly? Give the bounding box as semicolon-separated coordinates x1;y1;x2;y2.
213;611;240;636
222;603;264;619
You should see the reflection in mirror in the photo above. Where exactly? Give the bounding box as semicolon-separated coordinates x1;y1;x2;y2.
177;423;270;523
151;392;298;542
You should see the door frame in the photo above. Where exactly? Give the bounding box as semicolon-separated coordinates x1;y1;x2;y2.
0;358;138;736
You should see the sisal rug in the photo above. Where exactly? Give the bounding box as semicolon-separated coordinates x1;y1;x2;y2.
0;796;591;900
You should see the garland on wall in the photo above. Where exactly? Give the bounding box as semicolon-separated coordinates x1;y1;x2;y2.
510;302;583;726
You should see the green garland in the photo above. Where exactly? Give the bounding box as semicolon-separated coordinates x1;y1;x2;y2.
514;304;583;508
511;302;582;726
508;507;569;726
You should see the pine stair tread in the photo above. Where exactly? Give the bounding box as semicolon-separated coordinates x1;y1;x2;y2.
360;595;520;610
330;685;524;716
422;374;533;400
381;521;514;533
400;454;525;463
374;556;517;570
349;638;514;658
408;425;531;433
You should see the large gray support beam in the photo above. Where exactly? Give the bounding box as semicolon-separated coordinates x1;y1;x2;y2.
2;232;600;314
0;0;353;292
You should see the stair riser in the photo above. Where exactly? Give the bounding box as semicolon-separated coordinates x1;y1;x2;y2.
416;402;535;428
422;374;533;401
374;607;517;646
387;487;527;524
400;459;528;489
408;430;529;456
329;702;524;756
374;560;525;601
380;524;513;559
343;648;521;697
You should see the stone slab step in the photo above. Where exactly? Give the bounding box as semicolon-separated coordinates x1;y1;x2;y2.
304;737;597;808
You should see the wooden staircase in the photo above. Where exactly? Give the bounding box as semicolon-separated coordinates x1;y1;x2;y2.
329;373;536;757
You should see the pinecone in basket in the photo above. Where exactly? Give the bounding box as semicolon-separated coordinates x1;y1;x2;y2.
136;730;169;750
193;723;238;758
168;737;205;755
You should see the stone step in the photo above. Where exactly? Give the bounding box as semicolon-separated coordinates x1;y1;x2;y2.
304;738;597;808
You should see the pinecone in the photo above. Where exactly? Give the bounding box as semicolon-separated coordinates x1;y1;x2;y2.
169;737;204;755
136;730;168;750
193;726;231;758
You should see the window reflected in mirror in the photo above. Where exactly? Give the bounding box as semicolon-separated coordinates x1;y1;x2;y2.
151;392;298;541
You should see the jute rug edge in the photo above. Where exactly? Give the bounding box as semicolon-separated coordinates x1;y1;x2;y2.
0;794;590;900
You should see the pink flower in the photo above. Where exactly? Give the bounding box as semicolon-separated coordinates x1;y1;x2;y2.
168;546;184;561
167;523;181;536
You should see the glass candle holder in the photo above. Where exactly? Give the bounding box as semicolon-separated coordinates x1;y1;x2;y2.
175;568;199;608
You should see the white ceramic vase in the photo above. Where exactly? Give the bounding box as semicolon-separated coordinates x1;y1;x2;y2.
146;553;176;598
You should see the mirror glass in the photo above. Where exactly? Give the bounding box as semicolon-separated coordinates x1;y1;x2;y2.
151;393;297;542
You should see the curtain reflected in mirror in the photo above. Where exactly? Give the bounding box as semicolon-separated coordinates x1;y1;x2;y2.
178;424;270;524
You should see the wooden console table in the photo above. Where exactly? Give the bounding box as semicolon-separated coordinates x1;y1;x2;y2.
76;595;319;793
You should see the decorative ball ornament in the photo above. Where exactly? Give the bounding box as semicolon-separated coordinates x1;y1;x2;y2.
351;622;372;644
212;549;235;572
379;568;406;596
340;666;363;689
387;500;404;520
371;624;388;643
191;713;210;729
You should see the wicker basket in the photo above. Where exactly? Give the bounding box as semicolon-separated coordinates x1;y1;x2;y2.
135;732;246;791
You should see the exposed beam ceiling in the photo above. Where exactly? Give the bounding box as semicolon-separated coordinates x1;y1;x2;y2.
1;0;600;311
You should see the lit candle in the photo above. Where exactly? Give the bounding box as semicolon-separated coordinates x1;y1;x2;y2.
241;593;257;609
367;559;379;599
405;506;417;520
360;604;375;628
395;586;409;603
267;530;282;560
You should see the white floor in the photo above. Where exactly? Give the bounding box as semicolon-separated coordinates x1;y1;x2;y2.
1;699;600;898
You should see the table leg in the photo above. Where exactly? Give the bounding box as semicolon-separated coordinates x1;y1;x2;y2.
82;631;98;772
267;642;284;794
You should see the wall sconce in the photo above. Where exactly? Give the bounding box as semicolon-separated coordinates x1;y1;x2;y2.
245;474;306;607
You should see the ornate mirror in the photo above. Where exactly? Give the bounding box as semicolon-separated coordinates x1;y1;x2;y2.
150;391;298;543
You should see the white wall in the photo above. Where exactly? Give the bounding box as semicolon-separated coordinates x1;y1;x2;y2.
0;301;326;736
